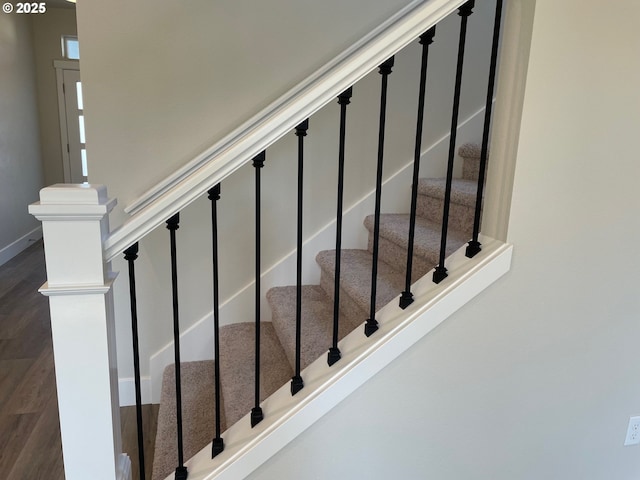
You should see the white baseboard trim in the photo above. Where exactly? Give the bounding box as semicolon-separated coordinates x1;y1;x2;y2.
0;226;43;267
139;106;486;405
178;237;512;480
118;376;152;406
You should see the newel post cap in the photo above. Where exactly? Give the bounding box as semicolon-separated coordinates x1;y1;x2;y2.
39;183;110;204
29;184;117;220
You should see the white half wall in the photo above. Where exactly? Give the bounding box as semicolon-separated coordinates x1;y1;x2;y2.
244;0;640;478
0;14;44;265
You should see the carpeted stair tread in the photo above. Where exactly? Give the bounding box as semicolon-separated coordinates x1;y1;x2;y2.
219;322;293;428
417;177;478;207
363;214;469;278
152;361;224;480
267;285;361;371
458;142;481;158
316;249;404;319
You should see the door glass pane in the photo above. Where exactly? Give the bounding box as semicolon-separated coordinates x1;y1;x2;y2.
76;82;83;110
81;149;88;178
78;115;85;144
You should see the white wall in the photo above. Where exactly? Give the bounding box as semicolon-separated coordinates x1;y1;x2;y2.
244;0;640;478
0;14;44;265
75;0;499;391
31;7;78;187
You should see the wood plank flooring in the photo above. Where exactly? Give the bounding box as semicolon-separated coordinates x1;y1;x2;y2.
0;241;158;480
121;404;160;480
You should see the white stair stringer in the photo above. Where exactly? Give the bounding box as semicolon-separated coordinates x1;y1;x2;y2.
166;236;512;480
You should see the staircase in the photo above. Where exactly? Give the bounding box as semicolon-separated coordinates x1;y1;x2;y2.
151;143;483;480
25;1;518;478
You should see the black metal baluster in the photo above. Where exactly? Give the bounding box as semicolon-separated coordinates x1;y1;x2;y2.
466;0;503;258
251;152;265;428
433;0;475;284
365;56;395;337
291;120;309;396
328;87;353;366
208;185;224;458
124;243;146;480
166;213;188;480
400;27;436;310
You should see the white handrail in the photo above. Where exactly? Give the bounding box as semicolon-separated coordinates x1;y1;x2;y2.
104;0;467;262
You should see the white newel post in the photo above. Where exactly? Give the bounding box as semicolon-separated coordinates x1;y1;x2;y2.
29;184;131;480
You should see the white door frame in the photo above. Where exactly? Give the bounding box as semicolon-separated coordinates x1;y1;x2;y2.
54;59;81;183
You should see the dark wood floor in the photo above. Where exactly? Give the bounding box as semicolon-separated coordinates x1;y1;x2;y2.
0;241;158;480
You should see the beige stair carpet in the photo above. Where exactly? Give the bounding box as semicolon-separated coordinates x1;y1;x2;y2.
152;361;225;480
151;142;483;477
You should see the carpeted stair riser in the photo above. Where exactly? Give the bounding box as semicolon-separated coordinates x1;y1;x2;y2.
268;285;360;372
218;322;293;428
316;249;405;322
364;214;469;284
416;196;476;236
152;361;224;480
368;235;434;284
462;156;480;181
416;178;479;236
319;270;371;327
152;325;292;480
459;142;482;181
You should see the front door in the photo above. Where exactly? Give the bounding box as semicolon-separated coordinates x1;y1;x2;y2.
59;68;87;183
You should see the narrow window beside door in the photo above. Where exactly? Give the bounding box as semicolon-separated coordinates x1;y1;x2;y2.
62;35;79;60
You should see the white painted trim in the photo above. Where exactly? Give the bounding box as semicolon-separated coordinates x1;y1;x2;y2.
478;0;534;241
167;238;512;480
118;376;152;407
39;276;116;296
55;66;71;183
104;0;469;262
0;226;42;267
54;59;80;70
142;106;486;404
31;200;117;222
